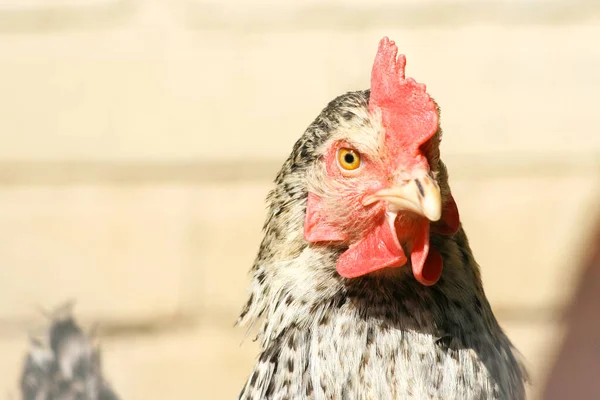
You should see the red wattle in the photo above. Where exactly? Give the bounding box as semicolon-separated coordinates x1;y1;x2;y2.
432;194;460;236
420;247;444;285
406;219;432;285
336;214;407;278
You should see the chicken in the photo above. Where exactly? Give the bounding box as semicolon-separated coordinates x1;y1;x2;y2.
20;303;120;400
237;37;527;399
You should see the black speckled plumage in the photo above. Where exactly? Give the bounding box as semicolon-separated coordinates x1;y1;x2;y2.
20;304;120;400
238;90;528;399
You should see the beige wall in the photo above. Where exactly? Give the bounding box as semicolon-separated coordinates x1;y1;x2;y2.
0;1;599;398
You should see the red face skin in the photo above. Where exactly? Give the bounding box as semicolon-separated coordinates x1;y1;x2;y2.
304;37;460;286
305;138;453;286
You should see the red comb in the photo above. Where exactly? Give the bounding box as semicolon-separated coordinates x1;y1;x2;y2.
369;37;438;170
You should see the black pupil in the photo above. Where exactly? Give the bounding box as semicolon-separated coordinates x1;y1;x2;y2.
344;153;355;164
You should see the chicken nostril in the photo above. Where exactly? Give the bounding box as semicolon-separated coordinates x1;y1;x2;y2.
415;179;425;197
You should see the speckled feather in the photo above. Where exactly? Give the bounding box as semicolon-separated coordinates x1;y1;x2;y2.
20;304;120;400
237;90;527;400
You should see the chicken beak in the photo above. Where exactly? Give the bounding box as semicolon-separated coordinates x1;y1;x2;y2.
363;173;442;222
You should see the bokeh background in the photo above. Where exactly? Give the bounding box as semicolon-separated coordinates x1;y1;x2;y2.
0;0;599;399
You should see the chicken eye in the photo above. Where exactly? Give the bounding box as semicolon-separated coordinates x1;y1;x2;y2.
337;148;361;171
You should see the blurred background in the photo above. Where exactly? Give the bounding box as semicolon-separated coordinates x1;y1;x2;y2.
0;0;599;399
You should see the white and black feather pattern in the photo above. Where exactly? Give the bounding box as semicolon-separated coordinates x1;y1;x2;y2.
20;304;120;400
237;90;527;400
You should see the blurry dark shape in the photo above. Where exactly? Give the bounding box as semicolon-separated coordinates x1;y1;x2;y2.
20;302;120;400
542;210;600;400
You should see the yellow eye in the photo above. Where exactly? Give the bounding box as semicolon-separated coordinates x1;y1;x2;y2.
337;148;361;171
